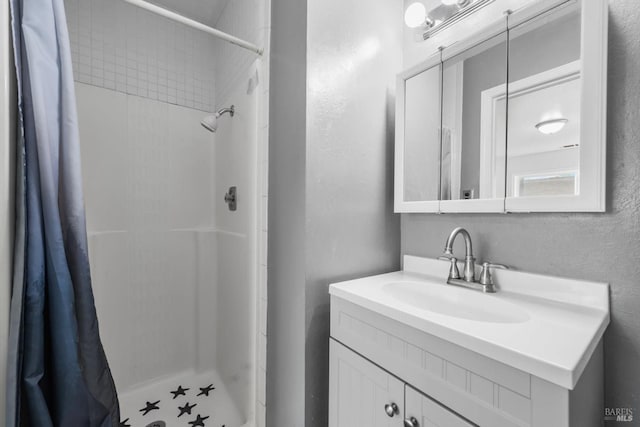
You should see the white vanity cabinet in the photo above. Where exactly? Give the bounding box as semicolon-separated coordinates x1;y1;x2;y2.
406;385;474;427
329;339;404;427
329;298;604;427
329;339;474;427
328;256;609;427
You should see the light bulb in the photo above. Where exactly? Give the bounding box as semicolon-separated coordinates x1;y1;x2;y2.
441;0;459;5
535;118;568;135
405;2;427;28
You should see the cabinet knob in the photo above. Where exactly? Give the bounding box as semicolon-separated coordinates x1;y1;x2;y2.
384;402;399;417
404;417;419;427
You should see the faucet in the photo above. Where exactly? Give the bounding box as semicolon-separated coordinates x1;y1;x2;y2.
440;227;508;293
443;227;475;282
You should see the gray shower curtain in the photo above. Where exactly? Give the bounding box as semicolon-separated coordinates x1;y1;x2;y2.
6;0;120;425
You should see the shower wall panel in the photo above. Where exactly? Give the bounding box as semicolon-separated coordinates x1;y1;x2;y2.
213;63;259;420
76;83;218;392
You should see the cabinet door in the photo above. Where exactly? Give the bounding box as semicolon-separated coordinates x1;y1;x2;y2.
329;339;404;427
405;385;475;427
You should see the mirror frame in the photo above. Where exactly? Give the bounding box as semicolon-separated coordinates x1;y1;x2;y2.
394;0;608;214
394;55;442;213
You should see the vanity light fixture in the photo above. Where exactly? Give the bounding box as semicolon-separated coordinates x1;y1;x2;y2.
535;118;569;135
404;2;435;29
406;0;494;39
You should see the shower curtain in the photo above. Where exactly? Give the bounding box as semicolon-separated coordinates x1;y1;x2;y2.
6;0;120;425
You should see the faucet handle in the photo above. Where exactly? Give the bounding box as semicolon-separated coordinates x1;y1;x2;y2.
482;262;509;269
479;262;509;286
439;256;461;280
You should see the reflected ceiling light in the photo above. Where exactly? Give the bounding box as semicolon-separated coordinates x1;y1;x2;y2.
405;2;434;28
535;118;568;135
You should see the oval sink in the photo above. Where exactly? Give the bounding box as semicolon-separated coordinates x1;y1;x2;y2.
382;281;530;324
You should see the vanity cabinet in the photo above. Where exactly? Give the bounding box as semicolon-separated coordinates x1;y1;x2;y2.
406;385;474;427
329;295;605;427
329;339;404;427
329;339;473;427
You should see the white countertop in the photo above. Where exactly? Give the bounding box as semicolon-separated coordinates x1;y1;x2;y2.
329;255;610;389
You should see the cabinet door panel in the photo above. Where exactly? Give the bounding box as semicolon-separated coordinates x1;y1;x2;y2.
329;339;404;427
406;385;475;427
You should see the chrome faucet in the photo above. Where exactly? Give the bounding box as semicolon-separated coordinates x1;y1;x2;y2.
443;227;475;282
440;227;508;293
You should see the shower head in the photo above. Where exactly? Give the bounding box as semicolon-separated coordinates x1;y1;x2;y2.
201;105;235;133
201;115;217;132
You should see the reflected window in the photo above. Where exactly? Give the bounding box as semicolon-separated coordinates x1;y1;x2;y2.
515;171;578;197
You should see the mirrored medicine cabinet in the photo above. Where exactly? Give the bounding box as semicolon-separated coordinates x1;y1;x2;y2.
394;0;608;213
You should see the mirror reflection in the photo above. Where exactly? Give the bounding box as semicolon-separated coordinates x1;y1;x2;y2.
440;33;508;201
507;9;582;198
403;64;442;202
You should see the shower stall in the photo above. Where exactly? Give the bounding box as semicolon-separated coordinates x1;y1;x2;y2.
63;0;270;425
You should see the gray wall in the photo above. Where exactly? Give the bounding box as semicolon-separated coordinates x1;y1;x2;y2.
266;0;307;424
305;0;403;425
402;0;640;414
267;0;403;425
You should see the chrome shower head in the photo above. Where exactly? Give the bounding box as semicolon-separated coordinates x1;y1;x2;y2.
201;115;218;132
201;105;235;133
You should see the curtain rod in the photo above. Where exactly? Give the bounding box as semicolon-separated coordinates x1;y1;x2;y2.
121;0;264;56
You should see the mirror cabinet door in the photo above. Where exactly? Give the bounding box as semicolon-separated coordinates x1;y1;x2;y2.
394;0;606;214
402;64;442;206
440;32;508;212
506;6;582;206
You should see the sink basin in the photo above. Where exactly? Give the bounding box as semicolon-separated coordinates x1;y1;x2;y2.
382;281;530;324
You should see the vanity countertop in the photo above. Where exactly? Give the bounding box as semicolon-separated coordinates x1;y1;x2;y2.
329;255;610;390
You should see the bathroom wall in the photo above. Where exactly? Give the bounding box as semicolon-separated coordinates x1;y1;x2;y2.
267;0;403;425
305;1;403;426
267;0;307;425
64;0;217;111
401;0;640;415
0;0;16;418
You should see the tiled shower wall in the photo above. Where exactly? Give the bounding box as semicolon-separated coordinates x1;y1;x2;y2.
64;0;217;111
75;83;218;392
215;1;271;425
64;0;271;424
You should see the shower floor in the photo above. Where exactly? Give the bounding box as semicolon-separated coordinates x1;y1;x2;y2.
118;370;243;427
